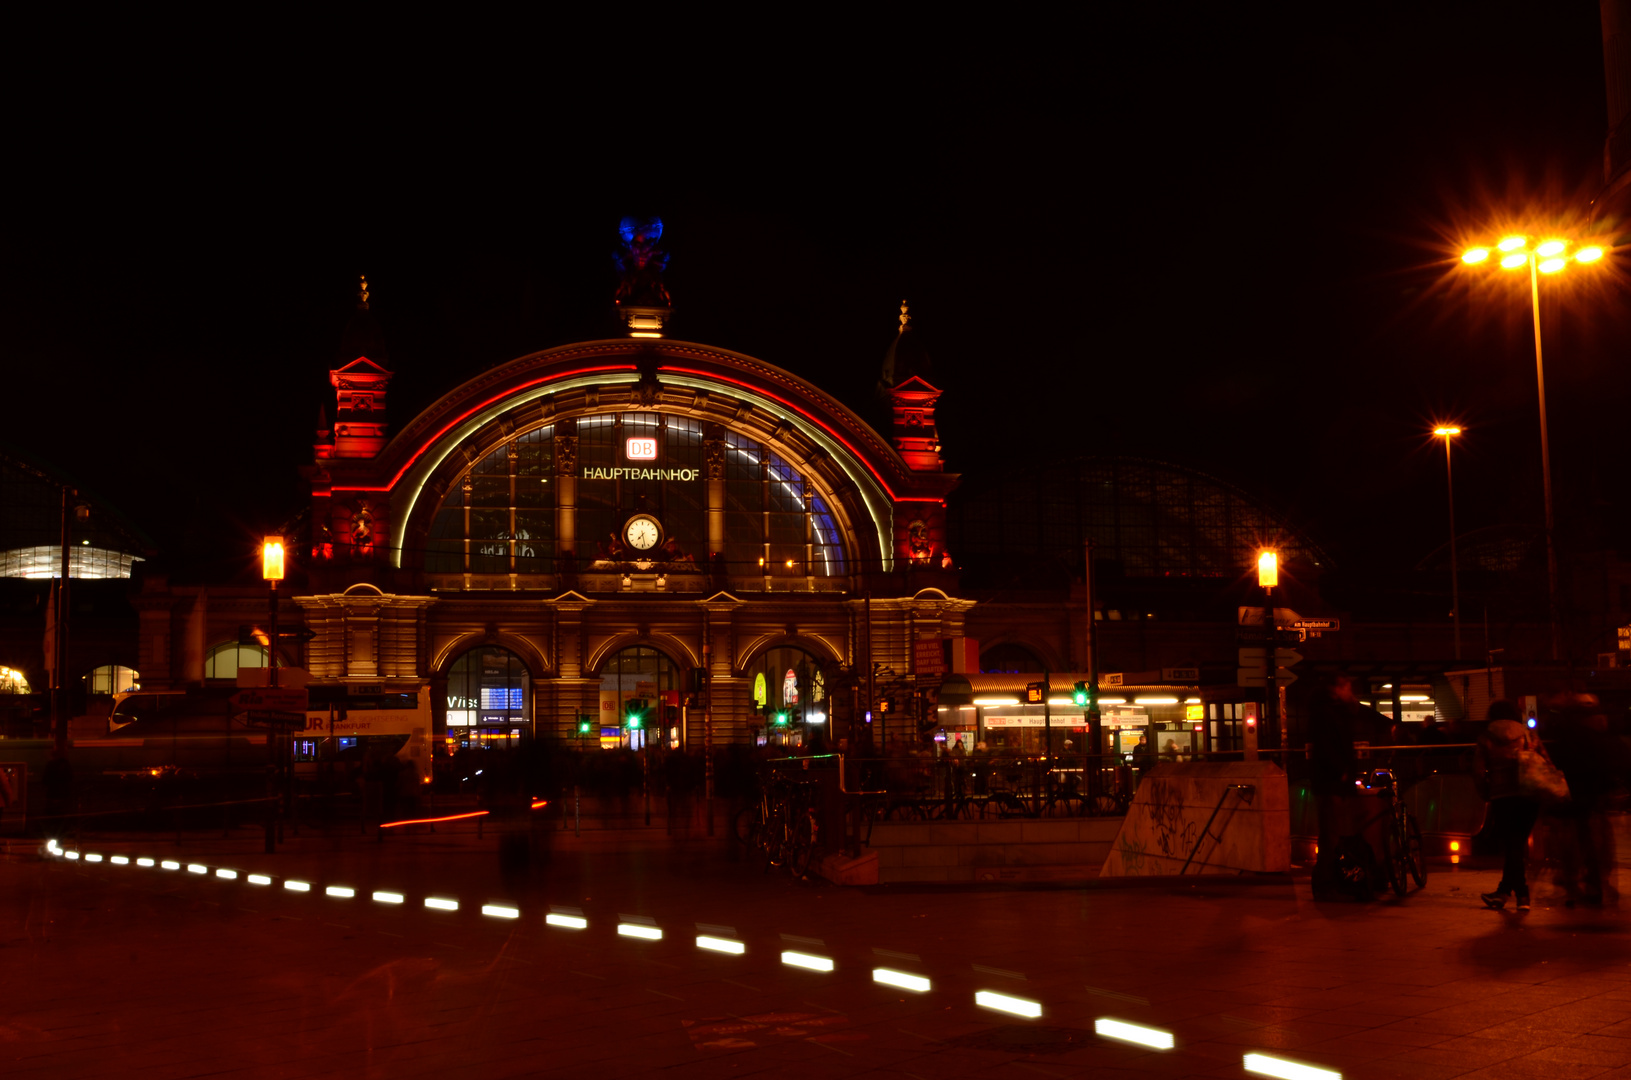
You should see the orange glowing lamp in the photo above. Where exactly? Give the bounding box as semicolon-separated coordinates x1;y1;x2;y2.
262;537;285;582
1257;550;1278;589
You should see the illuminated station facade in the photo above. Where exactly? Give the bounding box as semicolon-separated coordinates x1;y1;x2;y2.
277;288;967;755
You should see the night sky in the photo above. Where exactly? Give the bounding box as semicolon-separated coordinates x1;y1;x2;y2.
4;6;1626;583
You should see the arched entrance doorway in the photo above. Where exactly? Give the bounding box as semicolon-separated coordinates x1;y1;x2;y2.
596;645;679;750
743;645;829;748
446;645;531;750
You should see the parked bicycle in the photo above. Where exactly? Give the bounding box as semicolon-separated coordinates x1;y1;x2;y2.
734;767;822;879
1352;767;1427;897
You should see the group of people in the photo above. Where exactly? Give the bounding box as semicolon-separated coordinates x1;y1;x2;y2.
1311;673;1627;907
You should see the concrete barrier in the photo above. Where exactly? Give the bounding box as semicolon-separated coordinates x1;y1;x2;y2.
862;817;1124;884
1099;761;1290;877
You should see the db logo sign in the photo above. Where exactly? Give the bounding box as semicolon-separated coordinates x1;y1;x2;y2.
626;437;658;460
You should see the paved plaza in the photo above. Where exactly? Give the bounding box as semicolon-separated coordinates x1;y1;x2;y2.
5;827;1631;1079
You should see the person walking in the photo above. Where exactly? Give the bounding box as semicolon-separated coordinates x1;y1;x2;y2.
1474;701;1546;912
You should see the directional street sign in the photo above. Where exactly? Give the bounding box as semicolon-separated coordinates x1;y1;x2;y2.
230;688;310;713
1275;648;1303;686
1237;648;1266;687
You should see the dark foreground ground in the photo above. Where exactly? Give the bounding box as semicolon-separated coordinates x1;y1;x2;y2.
4;826;1631;1080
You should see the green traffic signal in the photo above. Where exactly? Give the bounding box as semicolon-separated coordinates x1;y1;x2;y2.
626;713;643;730
1072;681;1089;707
773;711;789;727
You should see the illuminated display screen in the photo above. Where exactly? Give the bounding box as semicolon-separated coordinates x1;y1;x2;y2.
481;687;524;710
626;436;658;460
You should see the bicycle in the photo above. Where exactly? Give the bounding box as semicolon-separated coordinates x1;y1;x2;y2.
1357;768;1427;896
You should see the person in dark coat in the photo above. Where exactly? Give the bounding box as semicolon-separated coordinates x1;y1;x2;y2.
1474;701;1544;912
1544;694;1626;907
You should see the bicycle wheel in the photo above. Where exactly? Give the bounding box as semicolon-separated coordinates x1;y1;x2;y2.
1405;814;1427;889
1383;804;1410;897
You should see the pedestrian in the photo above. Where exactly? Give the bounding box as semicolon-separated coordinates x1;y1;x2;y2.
1474;700;1551;912
1544;694;1625;907
1310;674;1362;900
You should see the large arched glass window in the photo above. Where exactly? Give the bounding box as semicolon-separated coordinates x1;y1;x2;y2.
204;642;271;680
427;426;556;574
421;413;848;581
446;646;531;746
596;645;679;750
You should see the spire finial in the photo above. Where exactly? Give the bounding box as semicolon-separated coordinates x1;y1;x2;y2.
899;299;910;332
358;274;370;311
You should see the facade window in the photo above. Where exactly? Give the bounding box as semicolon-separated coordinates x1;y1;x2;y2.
423;413;847;582
596;645;679;750
0;546;142;579
84;664;140;695
204;642;270;680
446;646;530;744
743;645;828;746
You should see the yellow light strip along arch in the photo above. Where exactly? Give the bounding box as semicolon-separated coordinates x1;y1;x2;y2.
387;364;896;573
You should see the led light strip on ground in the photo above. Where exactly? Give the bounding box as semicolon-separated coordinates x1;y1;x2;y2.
546;912;587;930
873;968;930;992
1244;1053;1341;1080
976;990;1042;1018
696;935;745;954
482;904;520;919
617;922;662;940
326;886;355;898
781;950;834;972
1095;1018;1174;1049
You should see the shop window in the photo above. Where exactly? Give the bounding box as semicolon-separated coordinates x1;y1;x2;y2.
744;645;828;745
84;664;139;696
0;666;29;694
445;646;531;738
204;642;271;680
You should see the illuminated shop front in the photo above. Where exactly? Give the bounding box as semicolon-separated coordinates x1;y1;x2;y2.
936;673;1202;759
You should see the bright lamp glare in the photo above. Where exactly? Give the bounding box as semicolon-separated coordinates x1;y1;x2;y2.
1496;235;1527;252
1433;426;1461;437
1576;245;1605;262
1257;550;1278;588
1095;1019;1175;1049
1500;252;1528;269
1460;247;1490;264
697;935;746;954
1243;1053;1342;1080
873;968;931;992
976;990;1042;1018
1536;239;1566;257
1539;258;1566;274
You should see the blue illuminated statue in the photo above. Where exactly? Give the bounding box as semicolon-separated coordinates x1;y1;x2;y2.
614;215;671;308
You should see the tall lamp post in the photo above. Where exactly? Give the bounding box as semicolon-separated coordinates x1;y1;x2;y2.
1433;426;1464;661
1460;235;1607;661
1258;549;1279;758
262;537;284;851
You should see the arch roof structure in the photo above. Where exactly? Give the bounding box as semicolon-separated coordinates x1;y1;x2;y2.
947;454;1329;582
316;338;957;580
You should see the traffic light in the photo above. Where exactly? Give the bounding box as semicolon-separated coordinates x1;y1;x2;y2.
772;711;789;727
1072;681;1089;707
625;699;648;730
576;715;594;735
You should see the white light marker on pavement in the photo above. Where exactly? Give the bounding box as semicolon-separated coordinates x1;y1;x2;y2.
372;891;404;904
111;856;129;865
482;904;520;919
1244;1054;1341;1080
160;860;180;870
216;869;238;880
425;897;458;911
873;968;931;992
697;936;745;954
618;923;662;940
64;851;80;860
137;858;155;867
85;854;103;863
325;886;355;898
976;990;1042;1018
247;874;272;885
546;913;587;929
1095;1019;1174;1049
187;864;207;875
284;880;311;892
781;951;834;972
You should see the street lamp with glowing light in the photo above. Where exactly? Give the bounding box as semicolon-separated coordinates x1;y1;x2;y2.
1457;229;1610;660
1434;426;1465;660
1257;550;1278;589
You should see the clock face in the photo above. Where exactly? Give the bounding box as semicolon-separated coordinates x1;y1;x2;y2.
625;516;660;551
